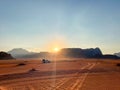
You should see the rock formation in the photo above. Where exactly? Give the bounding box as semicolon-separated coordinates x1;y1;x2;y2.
0;51;14;60
58;47;103;58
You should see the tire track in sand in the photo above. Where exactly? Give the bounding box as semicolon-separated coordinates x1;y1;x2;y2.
70;63;96;90
0;63;96;90
52;63;94;90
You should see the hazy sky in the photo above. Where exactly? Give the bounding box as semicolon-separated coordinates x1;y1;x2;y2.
0;0;120;54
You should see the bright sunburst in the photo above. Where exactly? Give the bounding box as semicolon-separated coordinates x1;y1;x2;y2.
54;47;59;52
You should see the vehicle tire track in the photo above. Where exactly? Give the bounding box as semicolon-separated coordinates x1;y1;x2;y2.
0;62;96;90
70;63;96;90
53;63;93;90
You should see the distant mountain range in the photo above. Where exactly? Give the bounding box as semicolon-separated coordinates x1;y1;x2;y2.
8;48;36;58
8;48;50;59
6;48;120;59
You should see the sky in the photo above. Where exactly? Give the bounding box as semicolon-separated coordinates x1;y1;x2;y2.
0;0;120;54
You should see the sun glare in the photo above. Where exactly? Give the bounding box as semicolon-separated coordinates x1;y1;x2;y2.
54;48;59;52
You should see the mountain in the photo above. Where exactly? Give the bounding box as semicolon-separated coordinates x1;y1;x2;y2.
8;48;33;58
114;52;120;57
0;51;14;60
58;48;120;59
58;47;103;58
7;48;120;59
8;48;51;59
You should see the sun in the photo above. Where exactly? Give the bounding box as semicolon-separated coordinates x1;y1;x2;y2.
54;47;59;52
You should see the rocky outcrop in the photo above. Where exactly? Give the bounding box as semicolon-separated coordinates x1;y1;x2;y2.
58;47;103;58
83;48;103;58
0;52;14;60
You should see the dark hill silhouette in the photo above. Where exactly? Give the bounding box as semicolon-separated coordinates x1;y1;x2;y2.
102;54;119;59
58;47;103;58
0;52;14;60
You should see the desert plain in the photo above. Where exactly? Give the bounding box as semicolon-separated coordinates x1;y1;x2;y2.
0;59;120;90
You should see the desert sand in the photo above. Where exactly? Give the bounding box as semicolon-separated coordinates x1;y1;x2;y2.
0;59;120;90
